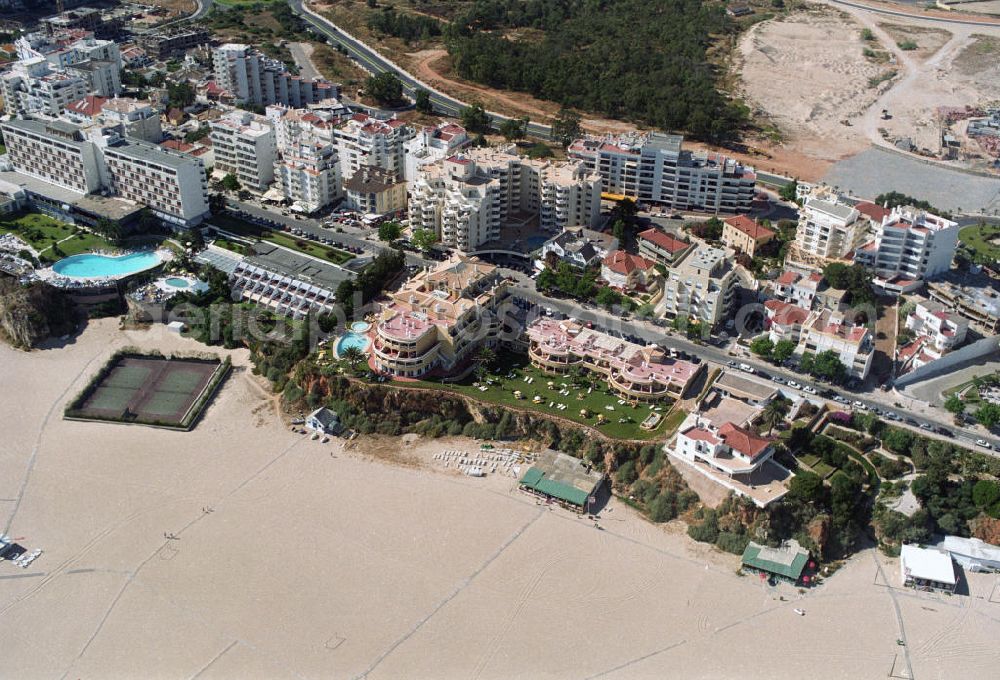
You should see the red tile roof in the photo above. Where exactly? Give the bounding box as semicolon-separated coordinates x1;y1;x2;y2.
765;299;809;326
602;250;655;275
638;228;689;254
855;201;890;223
776;270;800;286
719;423;771;460
66;94;108;118
724;215;775;240
684;427;722;446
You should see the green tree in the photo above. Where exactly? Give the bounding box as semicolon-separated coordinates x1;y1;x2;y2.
778;179;798;202
551;107;580;147
760;397;790;435
976;402;1000;429
772;339;796;363
812;349;847;383
944;394;966;416
166;81;195;108
220;173;240;192
414;88;433;113
410;227;438;251
973;480;1000;509
365;72;404;106
749;336;774;359
378;221;402;242
340;345;366;374
499;116;528;141
460;101;492;133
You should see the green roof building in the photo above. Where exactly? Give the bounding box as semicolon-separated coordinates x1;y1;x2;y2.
741;540;810;583
519;450;604;511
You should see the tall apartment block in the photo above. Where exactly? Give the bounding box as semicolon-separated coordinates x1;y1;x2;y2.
333;113;413;182
660;244;738;328
567;132;756;214
794;194;868;261
853;206;959;294
0;58;88;117
0;118;209;228
139;27;211;60
212;44;339;109
210;110;278;192
408;147;601;253
403;122;469;189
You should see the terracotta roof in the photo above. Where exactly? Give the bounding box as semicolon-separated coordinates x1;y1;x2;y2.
719;423;771;460
765;299;809;326
855;201;890;223
776;270;800;286
638;228;689;254
602;249;655;275
66;94;108;118
683;427;722;446
725;215;775;240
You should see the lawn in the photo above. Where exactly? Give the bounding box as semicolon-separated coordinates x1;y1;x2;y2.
959;223;1000;263
208;213;354;265
0;212;113;262
396;355;674;440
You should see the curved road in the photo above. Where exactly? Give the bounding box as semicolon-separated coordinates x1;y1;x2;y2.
287;0;553;139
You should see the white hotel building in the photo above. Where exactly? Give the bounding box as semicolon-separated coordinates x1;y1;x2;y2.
210;110;277;193
0;58;88;117
408;147;601;253
333;113;413;182
0;118;210;228
567;132;756;213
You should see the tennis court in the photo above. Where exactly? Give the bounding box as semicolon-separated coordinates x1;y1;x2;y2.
69;355;226;428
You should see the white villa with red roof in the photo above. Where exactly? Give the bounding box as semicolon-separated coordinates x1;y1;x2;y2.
797;309;874;379
764;299;809;344
670;411;791;508
600;249;658;292
526;318;702;403
898;299;970;374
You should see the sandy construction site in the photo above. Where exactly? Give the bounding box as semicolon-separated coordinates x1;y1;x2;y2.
737;3;1000;174
2;319;1000;679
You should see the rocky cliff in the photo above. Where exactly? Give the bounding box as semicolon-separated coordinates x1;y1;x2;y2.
0;278;77;349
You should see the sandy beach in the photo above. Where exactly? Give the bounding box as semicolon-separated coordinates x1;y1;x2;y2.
1;319;999;679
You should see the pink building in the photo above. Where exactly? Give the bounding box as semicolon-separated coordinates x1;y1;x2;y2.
526;318;701;403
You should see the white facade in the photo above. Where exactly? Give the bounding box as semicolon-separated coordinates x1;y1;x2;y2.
0;58;89;117
854;206;959;290
334;113;413;181
567;132;755;213
795;309;874;380
905;299;968;351
659;245;737;327
212;44;337;109
403;122;469;188
102;141;210;227
210;110;277;192
100;98;162;143
409;148;601;253
0;118;103;194
795;194;867;260
275;140;342;213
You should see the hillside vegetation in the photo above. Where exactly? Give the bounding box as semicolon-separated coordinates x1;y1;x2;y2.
368;0;747;142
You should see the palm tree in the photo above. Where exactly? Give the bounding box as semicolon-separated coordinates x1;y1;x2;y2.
761;397;791;435
340;346;366;374
475;345;497;380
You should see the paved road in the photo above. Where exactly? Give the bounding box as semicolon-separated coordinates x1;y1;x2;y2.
287;42;321;81
507;284;1000;454
223;199;432;268
288;0;553;139
828;0;1000;26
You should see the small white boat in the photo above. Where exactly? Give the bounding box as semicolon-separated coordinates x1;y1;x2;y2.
794;608;805;616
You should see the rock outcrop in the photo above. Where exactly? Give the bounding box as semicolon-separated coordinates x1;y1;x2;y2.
0;278;77;349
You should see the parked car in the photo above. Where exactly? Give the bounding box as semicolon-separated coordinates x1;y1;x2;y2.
771;376;785;384
803;385;817;394
976;439;991;449
919;422;934;431
833;395;849;404
787;381;801;390
738;363;754;373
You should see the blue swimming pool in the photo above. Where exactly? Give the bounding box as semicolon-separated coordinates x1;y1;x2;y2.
336;332;370;357
164;277;190;288
52;252;162;279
